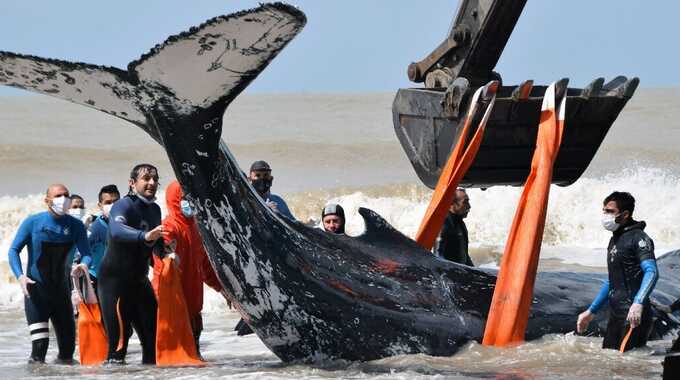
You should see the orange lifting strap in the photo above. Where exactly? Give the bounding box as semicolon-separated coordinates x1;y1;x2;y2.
73;272;108;365
156;256;204;366
415;81;498;250
482;79;568;347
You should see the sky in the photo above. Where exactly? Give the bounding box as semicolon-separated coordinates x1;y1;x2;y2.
0;0;678;95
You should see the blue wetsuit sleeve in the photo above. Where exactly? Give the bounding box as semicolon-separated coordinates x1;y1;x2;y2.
633;259;658;305
271;195;295;220
74;221;92;267
588;280;609;314
109;201;146;243
8;217;32;279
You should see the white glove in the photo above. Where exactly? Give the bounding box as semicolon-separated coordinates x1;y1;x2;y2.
18;275;35;298
576;309;594;334
627;303;643;328
70;263;88;278
71;288;82;308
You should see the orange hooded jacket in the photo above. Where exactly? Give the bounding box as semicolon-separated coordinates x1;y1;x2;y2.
152;181;222;318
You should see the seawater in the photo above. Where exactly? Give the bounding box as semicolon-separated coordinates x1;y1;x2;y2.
0;90;679;378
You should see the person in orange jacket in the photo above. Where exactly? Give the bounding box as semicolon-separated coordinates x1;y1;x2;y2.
152;180;223;356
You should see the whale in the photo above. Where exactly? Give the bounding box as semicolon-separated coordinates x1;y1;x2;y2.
1;3;679;363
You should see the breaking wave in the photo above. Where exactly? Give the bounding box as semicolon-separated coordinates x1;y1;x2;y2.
1;166;679;308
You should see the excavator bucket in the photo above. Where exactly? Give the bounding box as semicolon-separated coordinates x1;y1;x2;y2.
394;0;639;189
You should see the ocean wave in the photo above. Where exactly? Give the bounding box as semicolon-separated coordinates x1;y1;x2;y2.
1;166;679;308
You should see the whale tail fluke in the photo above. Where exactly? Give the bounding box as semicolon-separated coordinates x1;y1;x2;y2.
0;52;157;137
128;3;306;118
0;3;307;145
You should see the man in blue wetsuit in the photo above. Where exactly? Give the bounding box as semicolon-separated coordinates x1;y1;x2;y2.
97;164;166;364
248;160;295;220
576;191;658;351
8;183;92;363
85;184;120;293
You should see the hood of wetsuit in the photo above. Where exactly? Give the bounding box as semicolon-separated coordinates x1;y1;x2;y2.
322;204;346;234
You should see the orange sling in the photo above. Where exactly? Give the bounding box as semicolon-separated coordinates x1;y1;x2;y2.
73;272;108;365
156;256;204;366
415;80;499;249
482;79;568;346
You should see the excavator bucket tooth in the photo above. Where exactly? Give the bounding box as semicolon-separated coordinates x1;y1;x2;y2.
622;77;640;98
512;80;534;101
581;78;605;99
393;78;638;189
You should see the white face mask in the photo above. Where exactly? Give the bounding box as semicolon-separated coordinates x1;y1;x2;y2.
50;196;72;216
68;208;86;220
180;200;194;217
601;213;621;232
102;204;113;218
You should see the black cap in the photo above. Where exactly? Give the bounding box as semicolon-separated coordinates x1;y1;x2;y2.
249;160;271;172
322;203;345;220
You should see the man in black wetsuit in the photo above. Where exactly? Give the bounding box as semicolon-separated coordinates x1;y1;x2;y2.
576;191;658;351
7;184;92;363
434;188;474;266
98;164;166;364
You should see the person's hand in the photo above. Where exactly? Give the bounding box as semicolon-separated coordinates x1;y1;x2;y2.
18;275;35;298
627;303;643;328
71;288;82;307
266;200;278;212
145;225;166;242
70;263;88;278
577;309;595;334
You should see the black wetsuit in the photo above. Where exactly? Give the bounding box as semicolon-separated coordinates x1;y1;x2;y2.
97;194;162;364
7;212;92;362
602;220;657;350
434;213;474;266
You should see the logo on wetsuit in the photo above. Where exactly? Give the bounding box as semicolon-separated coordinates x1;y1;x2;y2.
638;238;651;251
609;246;618;263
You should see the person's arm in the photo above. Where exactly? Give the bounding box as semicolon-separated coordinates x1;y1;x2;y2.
74;220;92;268
8;217;32;279
588;280;610;314
434;221;451;258
271;195;295;220
633;234;657;305
109;200;146;243
633;259;658;305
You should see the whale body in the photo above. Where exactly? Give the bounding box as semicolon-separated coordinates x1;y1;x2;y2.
1;3;679;363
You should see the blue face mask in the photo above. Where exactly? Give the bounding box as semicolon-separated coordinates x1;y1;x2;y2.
180;199;194;217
